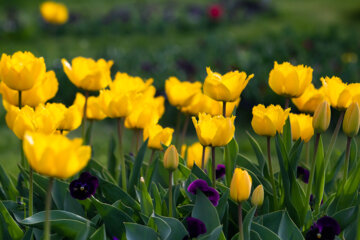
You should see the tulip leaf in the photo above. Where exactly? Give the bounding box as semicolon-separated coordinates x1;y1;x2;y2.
216;189;229;220
332;206;358;231
224;138;238;186
155;214;188;240
251;222;280;240
128;139;148;196
151;183;162;215
0;164;19;200
250;230;262;240
0;201;23;240
246;131;266;174
198;225;223;240
282;118;292;153
21;229;33;240
313;136;325;212
139;177;154;219
243;206;257;240
151;216;171;240
191;164;212;186
288;139;303;173
75;222;91;240
145;151;159;189
89;224;106;240
107;135;117;179
125;222;158;240
178;163;191;179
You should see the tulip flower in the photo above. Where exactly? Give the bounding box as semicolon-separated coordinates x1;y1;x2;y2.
69;172;99;200
305;216;341;240
163;145;178;217
49;103;82;132
181;142;210;170
184;217;207;239
342;102;360;138
269;61;313;98
289;113;314;142
165;77;202;107
0;51;46;91
143;124;174;150
320;76;352;110
312;101;331;134
73;93;106;121
292;84;325;113
0;70;58;108
181;93;213;116
99;90;132;118
40;1;69;25
109;72;153;94
251;185;264;207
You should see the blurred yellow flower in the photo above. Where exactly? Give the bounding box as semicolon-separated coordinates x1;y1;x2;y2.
143;124;174;150
291;84;324;113
320;76;352;110
99;90;132;118
45;103;82;132
269;61;313;98
192;113;235;147
110;72;153;94
230;168;252;203
289;113;314;142
313;101;331;133
343;102;360;137
204;67;253;102
0;70;58;107
209;98;240;117
40;1;69;25
251;185;264;207
181;142;210;169
165;77;202;107
62;57;113;91
0;51;46;91
163;145;179;171
251;104;290;137
23;132;91;179
73;93;106;120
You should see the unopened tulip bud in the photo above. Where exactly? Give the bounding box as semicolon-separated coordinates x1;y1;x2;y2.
230;168;252;203
312;101;331;133
251;185;264;207
343;102;360;137
163;145;179;171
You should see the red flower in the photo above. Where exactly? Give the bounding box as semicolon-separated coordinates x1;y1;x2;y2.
208;4;223;20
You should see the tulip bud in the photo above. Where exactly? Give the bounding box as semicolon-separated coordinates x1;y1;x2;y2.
251;185;264;207
312;101;331;133
230;168;252;203
163;145;179;171
343;102;360;137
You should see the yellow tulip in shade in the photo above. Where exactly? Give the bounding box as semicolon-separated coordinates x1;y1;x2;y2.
289;113;314;142
0;70;58;107
181;142;210;169
343;102;360;137
99;90;132;118
165;77;202;107
251;104;290;137
23;132;91;179
269;61;313;98
192;113;235;147
0;51;46;91
204;67;253;102
312;101;331;133
291;84;325;113
230;168;252;203
320;76;352;110
40;1;69;25
73;93;106;120
143;124;174;150
163;145;179;171
251;185;264;207
62;57;113;91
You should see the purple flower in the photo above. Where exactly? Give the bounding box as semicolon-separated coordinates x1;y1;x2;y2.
183;217;207;239
215;164;225;179
187;179;219;206
306;216;341;240
297;166;309;183
113;237;119;240
69;172;99;200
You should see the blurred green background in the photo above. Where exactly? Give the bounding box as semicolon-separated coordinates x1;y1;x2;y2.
0;0;359;176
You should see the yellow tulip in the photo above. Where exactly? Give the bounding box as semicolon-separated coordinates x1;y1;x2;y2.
110;72;153;94
163;145;179;171
45;103;82;132
40;1;69;25
343;102;360;137
181;93;213;116
251;104;290;137
73;93;106;120
230;168;252;203
209;98;240;117
251;185;264;207
204;67;253;102
23;132;91;179
192;113;235;147
62;57;113;91
99;90;132;118
165;77;202;107
0;51;46;91
312;101;331;133
143;124;174;150
320;76;352;110
289;113;314;142
291;84;325;113
269;61;313;98
0;70;58;107
181;142;210;169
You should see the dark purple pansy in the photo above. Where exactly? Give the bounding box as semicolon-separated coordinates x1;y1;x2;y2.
306;216;341;240
183;217;207;239
187;179;219;206
113;237;119;240
297;166;309;183
69;172;99;200
215;164;225;179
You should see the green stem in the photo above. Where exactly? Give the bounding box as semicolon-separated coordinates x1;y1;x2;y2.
223;101;227;117
324;112;344;168
343;137;352;182
238;202;244;240
180;115;189;148
201;145;206;170
43;177;54;240
135;129;142;154
211;146;216;187
81;91;89;141
18;90;22;109
174;111;182;150
284;98;290;109
305;141;310;166
266;137;278;210
117;118;127;192
168;171;173;217
29;168;33;216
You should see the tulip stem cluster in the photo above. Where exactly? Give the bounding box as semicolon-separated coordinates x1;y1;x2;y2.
117;118;127;191
343;137;352;182
44;177;54;240
238;202;244;240
266;137;278;210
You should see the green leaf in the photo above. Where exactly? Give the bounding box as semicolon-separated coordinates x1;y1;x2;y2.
145;151;159;189
178;163;191;179
151;183;162;215
125;222;158;240
151;216;171;240
224;138;238;185
313;136;325;212
216;189;229;220
89;225;106;240
0;164;19;200
288;139;303;173
246;131;266;173
282;118;292;153
191;164;212;186
21;229;33;240
75;222;91;240
243;206;257;240
198;225;223;240
155;215;188;240
107;136;117;179
332;206;358;231
128;139;148;196
139;178;154;218
0;201;23;240
251;222;280;240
